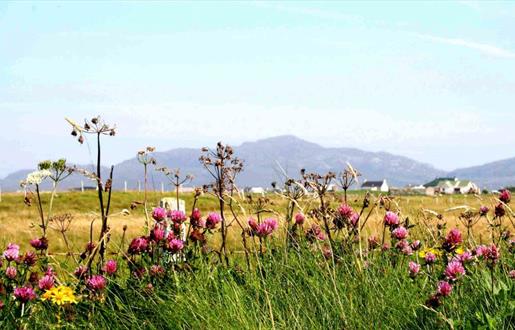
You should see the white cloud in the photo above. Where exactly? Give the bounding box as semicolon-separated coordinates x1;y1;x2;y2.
417;33;515;59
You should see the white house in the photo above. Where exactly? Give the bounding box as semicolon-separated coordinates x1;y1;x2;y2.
361;179;389;192
423;178;479;195
244;187;265;195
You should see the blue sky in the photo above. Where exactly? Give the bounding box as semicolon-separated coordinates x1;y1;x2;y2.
1;1;515;177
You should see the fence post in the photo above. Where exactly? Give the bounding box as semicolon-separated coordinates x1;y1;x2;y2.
161;182;164;193
81;180;84;193
124;180;127;193
138;181;141;192
0;185;2;202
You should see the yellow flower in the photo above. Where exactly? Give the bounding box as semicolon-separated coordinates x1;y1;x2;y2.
455;246;465;255
42;285;78;306
418;247;442;259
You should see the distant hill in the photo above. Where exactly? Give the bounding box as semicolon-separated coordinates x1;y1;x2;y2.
0;165;110;192
0;135;446;192
448;157;515;190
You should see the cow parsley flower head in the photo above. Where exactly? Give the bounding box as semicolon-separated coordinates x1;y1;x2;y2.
21;169;52;186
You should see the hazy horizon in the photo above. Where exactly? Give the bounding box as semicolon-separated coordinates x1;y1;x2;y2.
2;1;515;176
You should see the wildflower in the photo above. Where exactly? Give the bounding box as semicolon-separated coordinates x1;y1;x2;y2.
73;265;88;279
85;241;96;253
189;229;206;243
395;240;413;255
509;270;515;279
168;210;187;224
306;224;326;242
22;169;52;186
409;261;420;277
150;265;165;278
485;244;500;266
152;207;167;222
87;275;107;292
456;250;474;263
384;211;399;227
6;266;17;279
494;203;505;217
248;217;258;232
197;218;206;228
475;244;489;257
38;275;55;291
42;286;78;305
381;243;390;251
295;213;305;225
437;281;452;297
30;237;48;251
0;301;3;310
425;252;437;264
499;189;511;203
190;208;202;227
445;260;465;280
411;240;421;251
103;260;117;276
479;206;489;216
150;225;166;242
254;218;278;238
392;226;408;240
145;283;154;293
23;251;37;267
45;266;56;277
167;239;184;253
205;212;221;230
420;247;442;260
13;286;37;303
3;243;20;261
338;204;354;219
349;212;360;227
368;235;379;249
445;228;462;246
128;236;149;255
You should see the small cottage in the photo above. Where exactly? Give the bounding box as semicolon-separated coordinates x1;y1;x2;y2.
361;179;389;192
423;177;479;195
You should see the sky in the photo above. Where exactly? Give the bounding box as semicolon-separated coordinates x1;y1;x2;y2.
1;1;515;177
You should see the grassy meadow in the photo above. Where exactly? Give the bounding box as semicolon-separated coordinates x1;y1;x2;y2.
0;190;498;253
0;187;513;329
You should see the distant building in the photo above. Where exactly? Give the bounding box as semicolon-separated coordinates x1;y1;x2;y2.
361;179;389;192
402;184;426;195
244;187;265;195
423;177;479;195
179;186;196;193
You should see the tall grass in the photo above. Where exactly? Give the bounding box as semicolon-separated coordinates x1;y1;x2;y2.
9;242;513;330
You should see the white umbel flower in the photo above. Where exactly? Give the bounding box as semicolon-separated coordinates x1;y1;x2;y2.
21;169;52;186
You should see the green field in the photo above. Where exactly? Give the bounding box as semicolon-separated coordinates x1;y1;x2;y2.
0;189;513;329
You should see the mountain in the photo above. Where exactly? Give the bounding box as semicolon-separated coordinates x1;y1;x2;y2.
0;135;446;192
0;165;110;192
448;157;515;190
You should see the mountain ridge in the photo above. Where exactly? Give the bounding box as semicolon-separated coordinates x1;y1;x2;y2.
0;135;512;191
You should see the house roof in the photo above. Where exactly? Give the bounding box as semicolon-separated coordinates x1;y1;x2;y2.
455;180;471;188
361;180;384;188
424;178;476;189
424;177;456;188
